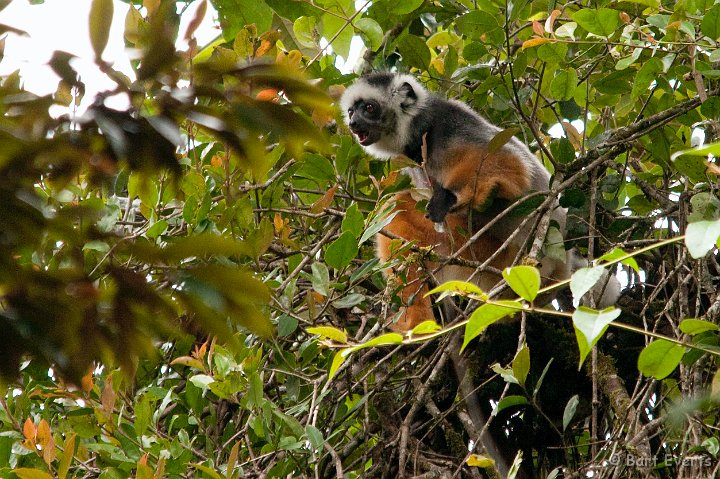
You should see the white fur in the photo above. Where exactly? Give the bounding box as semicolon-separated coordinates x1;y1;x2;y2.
340;74;430;159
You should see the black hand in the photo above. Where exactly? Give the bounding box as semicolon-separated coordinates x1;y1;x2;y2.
426;186;457;223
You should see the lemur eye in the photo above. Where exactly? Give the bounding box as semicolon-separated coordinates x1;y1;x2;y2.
347;109;353;118
365;104;375;114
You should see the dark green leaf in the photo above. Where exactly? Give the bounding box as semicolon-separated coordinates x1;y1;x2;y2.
212;0;274;38
550;70;578;101
494;395;528;415
342;203;365;238
455;11;501;42
397;34;431;69
631;57;663;100
562;395;579;431
701;4;720;40
391;0;423;15
325;232;359;270
512;345;530;387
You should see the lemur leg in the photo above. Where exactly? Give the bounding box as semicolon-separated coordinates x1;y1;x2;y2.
376;193;438;332
377;192;517;332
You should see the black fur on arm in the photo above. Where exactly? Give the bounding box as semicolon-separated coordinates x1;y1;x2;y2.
426;186;457;223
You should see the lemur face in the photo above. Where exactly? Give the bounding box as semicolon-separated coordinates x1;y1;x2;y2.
346;99;384;146
341;72;428;159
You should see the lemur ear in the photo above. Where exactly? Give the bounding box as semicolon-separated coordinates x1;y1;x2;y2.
396;82;419;110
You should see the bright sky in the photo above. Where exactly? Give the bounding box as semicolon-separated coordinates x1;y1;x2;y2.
0;0;219;109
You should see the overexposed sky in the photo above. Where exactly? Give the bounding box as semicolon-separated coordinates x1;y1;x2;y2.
0;0;219;109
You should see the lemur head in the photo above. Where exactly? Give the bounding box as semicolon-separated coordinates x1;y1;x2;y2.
340;72;429;158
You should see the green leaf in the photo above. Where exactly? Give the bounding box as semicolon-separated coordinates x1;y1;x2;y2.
543;226;567;263
342;203;365;238
685;219;720;258
550;69;578;101
537;42;568;65
593;69;634;93
507;451;524;479
701;4;720;40
156;234;253;263
293;16;317;48
631;57;663;100
512;345;530;387
89;0;113;60
615;47;642;70
703;437;720;457
671;141;720;161
672;142;720;182
623;0;659;5
673;155;709;183
146;219;168;239
487;127;520;154
306;326;348;343
328;352;346;380
426;280;487;301
562;395;579;431
325;231;359;270
689;192;720;222
411;320;442;335
134;394;152;437
12;469;54;479
493;395;528;415
638;340;685;379
491;363;518;384
502;266;541;302
597;247;639;272
353;333;404;350
355;18;383;51
214;0;274;39
455;10;501;42
390;0;423;15
192;464;225;479
305;425;324;451
360;206;399;245
572;307;621;367
277;315;298;337
712;368;720;398
533;358;554;398
570;266;606;308
463;301;522;351
397;34;430;69
189;374;215;389
679;319;720;335
311;262;331;296
322;12;353;59
332;293;365;309
571;8;621;37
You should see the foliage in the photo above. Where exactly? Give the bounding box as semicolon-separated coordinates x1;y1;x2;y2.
1;0;720;478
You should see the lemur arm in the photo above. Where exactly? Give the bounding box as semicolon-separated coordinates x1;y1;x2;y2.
426;147;531;223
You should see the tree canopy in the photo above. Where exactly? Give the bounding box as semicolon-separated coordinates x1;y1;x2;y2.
1;0;720;478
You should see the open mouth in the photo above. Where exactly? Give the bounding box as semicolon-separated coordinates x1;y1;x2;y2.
352;129;371;145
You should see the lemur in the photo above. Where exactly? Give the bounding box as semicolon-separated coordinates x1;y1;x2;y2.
340;72;618;331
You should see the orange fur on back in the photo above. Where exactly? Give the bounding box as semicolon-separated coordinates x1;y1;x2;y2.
434;146;530;212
